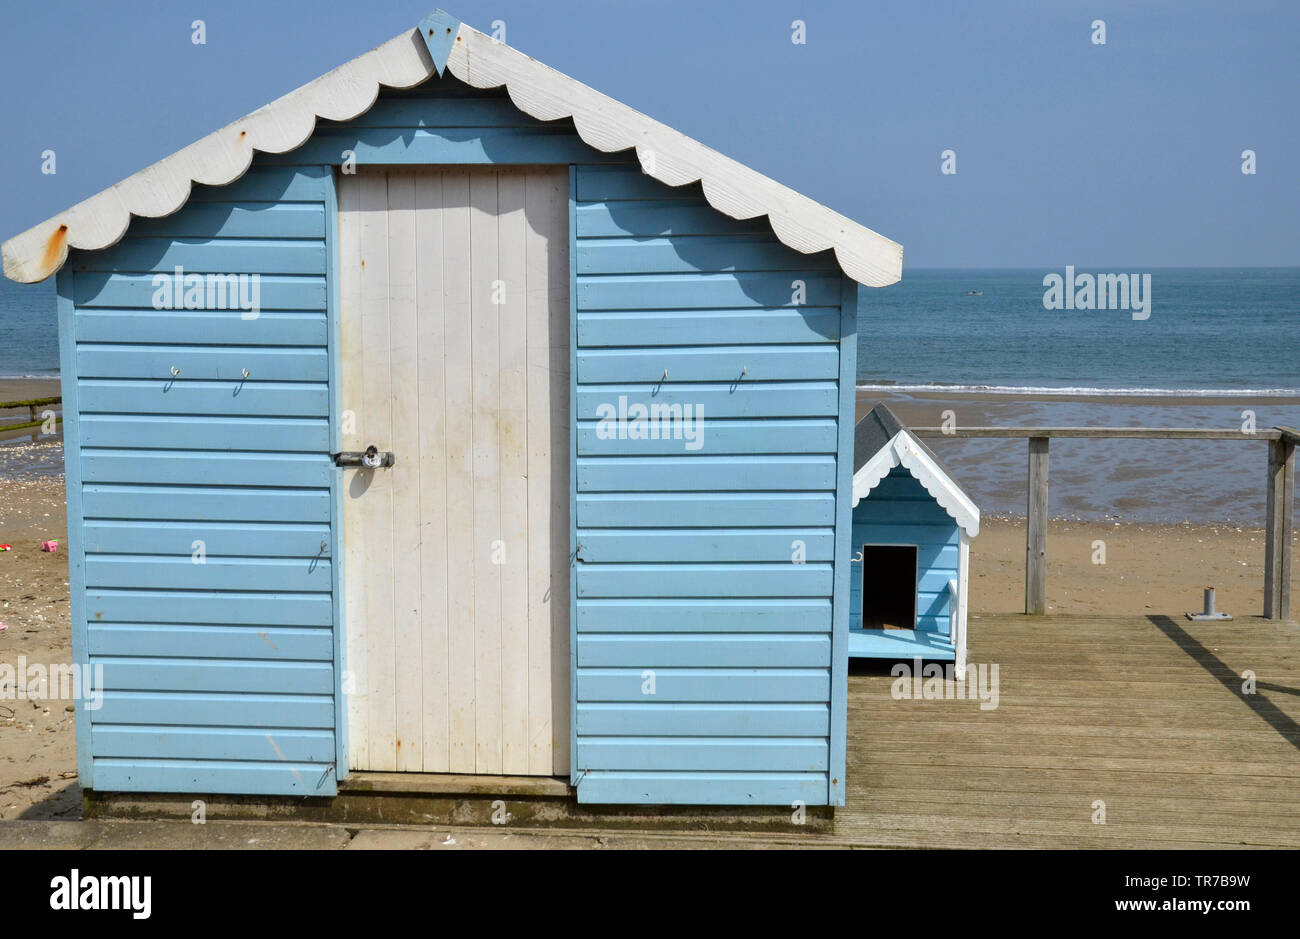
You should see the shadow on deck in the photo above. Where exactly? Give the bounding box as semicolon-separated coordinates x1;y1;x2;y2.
841;613;1300;849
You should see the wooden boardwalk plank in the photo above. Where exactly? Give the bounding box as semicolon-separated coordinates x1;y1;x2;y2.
841;613;1300;848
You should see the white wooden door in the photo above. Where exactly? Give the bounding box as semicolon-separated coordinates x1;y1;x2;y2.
338;166;570;776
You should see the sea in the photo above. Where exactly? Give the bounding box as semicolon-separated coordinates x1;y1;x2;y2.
1;268;1297;523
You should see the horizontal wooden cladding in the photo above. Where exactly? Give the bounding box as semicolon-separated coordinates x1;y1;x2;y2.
77;345;328;382
578;309;840;346
91;758;335;796
576;598;832;632
82;485;330;523
80;415;329;452
78;238;327;276
577;668;830;702
266;127;625;166
186;165;331;203
84;555;331;592
76;310;327;346
124;202;327;240
85;590;332;627
576;201;774;238
576;703;829;737
575;383;838;419
89;623;333;660
95;691;332;728
575;563;833;598
82;450;331;488
577;236;838;276
577;273;842;311
84;520;330;558
577;419;838;456
72;273;327;310
577;492;836;528
855;501;959;527
577;634;831;667
93;656;333;694
577;528;834;563
77;380;329;417
578;456;837;492
853;521;959;547
575;165;700;202
577;346;838;382
577;738;828;772
577;771;827;805
92;726;335;763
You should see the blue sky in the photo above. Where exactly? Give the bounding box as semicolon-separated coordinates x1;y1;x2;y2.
2;0;1295;268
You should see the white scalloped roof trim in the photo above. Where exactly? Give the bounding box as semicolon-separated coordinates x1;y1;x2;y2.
2;31;436;283
3;20;902;287
852;430;980;537
443;25;902;287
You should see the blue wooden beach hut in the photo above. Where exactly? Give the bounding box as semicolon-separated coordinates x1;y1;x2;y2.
1;12;903;806
850;404;979;677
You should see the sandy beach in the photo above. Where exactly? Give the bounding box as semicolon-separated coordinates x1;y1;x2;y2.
0;378;1296;820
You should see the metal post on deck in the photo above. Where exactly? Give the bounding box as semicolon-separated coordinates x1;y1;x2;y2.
1026;436;1049;615
1264;428;1297;621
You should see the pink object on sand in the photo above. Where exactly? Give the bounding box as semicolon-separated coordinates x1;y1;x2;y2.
41;540;59;553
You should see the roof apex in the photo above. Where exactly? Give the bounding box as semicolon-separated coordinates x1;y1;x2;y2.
417;10;461;76
853;403;980;537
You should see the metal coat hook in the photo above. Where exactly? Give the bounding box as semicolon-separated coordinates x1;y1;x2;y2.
241;368;250;379
661;369;668;381
170;366;181;377
852;549;864;563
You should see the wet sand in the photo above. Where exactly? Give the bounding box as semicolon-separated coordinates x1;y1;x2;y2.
0;378;62;449
858;389;1300;525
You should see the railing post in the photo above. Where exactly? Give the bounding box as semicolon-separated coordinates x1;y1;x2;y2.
1026;436;1049;615
1264;433;1296;621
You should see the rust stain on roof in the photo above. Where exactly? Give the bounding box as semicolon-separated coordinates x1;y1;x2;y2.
40;225;68;279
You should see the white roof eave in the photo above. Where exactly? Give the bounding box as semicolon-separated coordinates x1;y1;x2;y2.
2;15;903;287
852;430;981;537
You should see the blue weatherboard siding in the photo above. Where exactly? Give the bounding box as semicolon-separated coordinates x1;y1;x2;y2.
573;161;853;807
62;164;338;797
850;467;959;649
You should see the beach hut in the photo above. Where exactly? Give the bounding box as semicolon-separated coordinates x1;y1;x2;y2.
1;11;902;806
850;404;979;677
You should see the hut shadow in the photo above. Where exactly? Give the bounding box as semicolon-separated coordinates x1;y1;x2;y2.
14;778;83;820
1146;614;1300;752
598;192;843;336
847;656;949;678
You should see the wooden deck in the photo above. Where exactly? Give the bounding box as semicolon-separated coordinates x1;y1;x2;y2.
839;613;1300;848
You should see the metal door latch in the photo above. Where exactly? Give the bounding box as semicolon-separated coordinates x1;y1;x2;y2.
332;445;395;468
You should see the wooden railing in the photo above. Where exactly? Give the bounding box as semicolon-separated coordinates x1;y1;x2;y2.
0;395;62;433
910;425;1299;621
